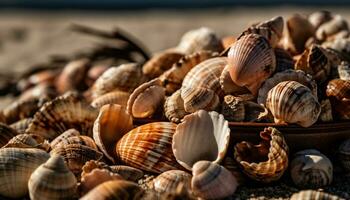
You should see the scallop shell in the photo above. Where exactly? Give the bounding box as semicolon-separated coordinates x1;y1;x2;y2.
274;48;295;73
220;65;249;95
220;95;245;122
0;123;19;147
164;90;189;123
0;148;50;198
291;190;344;200
52;136;97;150
153;170;192;193
337;61;350;81
25;93;98;140
266;81;321;127
316;15;348;41
28;155;78;200
338;139;350;172
90;90;130;109
10;118;33;134
50;129;81;149
127;78;165;118
109;165;144;182
80;180;144;200
116;122;182;174
234;127;289;183
258;69;317;105
308;11;333;29
173;110;230;170
290;149;333;189
228;33;276;95
319;99;333;122
181;57;226;113
93;104;133;162
191;160;238;199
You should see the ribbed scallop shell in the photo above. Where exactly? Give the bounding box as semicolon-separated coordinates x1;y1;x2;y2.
220;95;245;122
191;161;238;199
291;190;344;200
266;81;321;127
164;90;189;123
0;123;19;147
109;165;144;182
90;90;130;109
116;122;182;174
316;15;349;41
50;129;80;149
52;136;97;150
0;148;50;198
258;69;317;105
93;104;133;162
234;127;289;183
28;155;77;200
173;110;230;170
338;139;350;172
220;65;249;95
153;170;192;193
10;118;33;134
25;93;98;140
338;61;350;81
181;57;226;113
228;33;276;95
127;78;165;118
290;149;333;189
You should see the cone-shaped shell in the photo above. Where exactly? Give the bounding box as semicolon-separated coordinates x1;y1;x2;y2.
266;81;321;127
28;155;77;200
234;127;289;183
291;190;344;200
116;122;182;174
90;90;130;109
25;93;98;140
93;104;133;162
153;170;192;193
228;34;276;95
10;118;33;134
290;149;333;189
164;89;189;123
50;129;80;149
0;148;50;198
191;161;238;199
109;165;144;182
338;139;350;172
173;110;230;170
0;123;19;147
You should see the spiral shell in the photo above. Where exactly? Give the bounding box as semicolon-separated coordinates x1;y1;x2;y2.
221;95;245;122
234;127;289;183
337;61;350;81
338;139;350;172
191;161;238;199
153;170;192;193
266;81;321;127
109;165;144;182
0;123;19;147
228;33;276;95
90;90;130;109
10;118;33;134
291;190;344;200
116;122;182;173
164;89;189;123
50;129;81;149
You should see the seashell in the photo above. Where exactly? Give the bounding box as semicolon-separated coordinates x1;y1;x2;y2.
326;79;350;101
93;104;133;162
109;165;144;182
258;69;317;105
291;190;344;200
25;93;98;140
91;63;147;98
191;160;238;199
28;155;78;200
222;157;246;185
10;117;33;134
221;35;236;49
17;69;59;92
50;144;103;176
175;27;223;54
274;48;295;73
227;34;276;95
338;139;350;172
181;57;226;112
319;99;333;122
308;11;333;29
173;110;230;170
160;50;218;94
0;147;50;198
18;83;57;102
295;44;332;84
52;136;97;150
290;149;333;189
0;123;19;147
220;65;249;95
234;127;289;183
322;37;350;61
142;51;184;79
116;122;182;174
164;89;189;123
86;64;109;85
316;15;349;41
90;90;130;109
153;170;192;193
80;180;144;200
338;61;350;81
266;81;321;127
127;78;165;118
50;129;81;149
244;101;271;122
3;134;49;151
158;183;196;200
221;95;245;122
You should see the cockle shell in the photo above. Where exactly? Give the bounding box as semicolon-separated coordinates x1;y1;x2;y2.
191;161;238;199
274;48;295;73
0;123;19;147
127;78;165;118
181;57;226;112
164;89;189;123
319;99;333;122
258;69;317;105
173;110;230;170
10;118;33;134
221;95;245;122
234;127;289;183
338;139;350;172
338;61;350;81
109;165;144;182
266;81;321;127
25;93;98;140
316;15;349;41
0;148;50;198
93;104;133;162
116;122;182;174
290;149;333;189
228;33;276;95
28;155;78;200
153;170;192;193
50;129;81;149
220;65;249;95
90;90;130;109
308;11;333;29
51;136;97;150
291;190;344;200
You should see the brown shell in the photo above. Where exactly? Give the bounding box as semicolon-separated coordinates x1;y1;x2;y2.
0;123;19;148
3;134;49;151
90;90;130;109
50;129;81;149
221;36;236;49
244;101;271;122
274;48;295;73
109;165;144;182
81;160;111;178
153;170;192;193
220;95;245;122
219;65;249;95
17;69;58;92
319;99;333;122
290;190;344;200
326;79;350;100
10;118;33;134
164;89;189;123
18;83;57;102
52;136;97;150
222;157;246;185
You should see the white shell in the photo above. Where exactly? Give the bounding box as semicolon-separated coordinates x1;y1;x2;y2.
153;170;192;193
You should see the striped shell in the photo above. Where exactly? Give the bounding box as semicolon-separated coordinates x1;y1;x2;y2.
266;81;321;127
3;134;49;150
338;139;350;172
90;90;130;109
0;148;50;198
164;89;189;123
109;165;144;182
234;127;289;183
228;34;276;95
0;123;19;147
153;170;192;193
93;104;133;162
220;95;245;122
28;155;78;200
338;61;350;81
291;190;344;200
116;122;182;173
290;149;333;189
173;110;230;170
326;79;350;119
10;118;33;134
50;129;81;149
191;161;238;199
51;135;97;150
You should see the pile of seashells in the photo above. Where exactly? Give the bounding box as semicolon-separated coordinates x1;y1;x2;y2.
0;11;350;199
